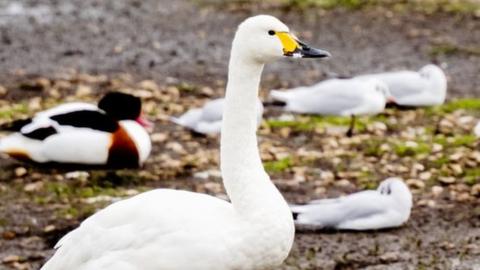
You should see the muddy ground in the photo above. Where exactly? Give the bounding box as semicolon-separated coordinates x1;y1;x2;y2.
0;0;480;269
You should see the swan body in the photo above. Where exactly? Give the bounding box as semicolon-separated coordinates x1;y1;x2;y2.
41;15;330;270
170;97;264;134
0;92;151;167
270;78;391;116
356;64;447;106
291;178;412;230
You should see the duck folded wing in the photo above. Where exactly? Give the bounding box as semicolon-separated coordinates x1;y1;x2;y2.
49;110;119;132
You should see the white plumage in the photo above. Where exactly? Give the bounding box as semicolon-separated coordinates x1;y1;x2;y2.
41;15;330;270
170;97;264;134
291;178;412;230
270;78;391;116
356;64;447;106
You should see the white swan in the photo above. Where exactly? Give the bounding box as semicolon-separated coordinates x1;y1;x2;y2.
0;92;151;167
170;97;264;134
41;15;330;270
270;78;392;136
291;178;412;230
356;64;447;106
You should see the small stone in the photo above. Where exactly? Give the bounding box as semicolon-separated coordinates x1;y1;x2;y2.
138;80;159;92
2;255;20;263
449;164;463;175
379;251;399;262
419;171;432;181
406;179;425;189
432;143;443;153
431;186;444;197
2;231;16;240
23;181;43;192
334;179;351;187
438;176;456;184
65;171;90;181
14;167;27;177
471;184;480;196
151;133;168;143
75;85;92;97
43;225;55;233
0;85;7;96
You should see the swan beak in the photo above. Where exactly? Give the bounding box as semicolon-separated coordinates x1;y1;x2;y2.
276;32;331;59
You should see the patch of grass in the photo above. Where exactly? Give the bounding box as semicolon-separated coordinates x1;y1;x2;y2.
266;119;314;131
464;168;480;186
438;98;480;113
430;43;480;57
264;157;293;173
434;134;476;148
45;182;125;201
394;141;431;157
0;103;29;120
266;115;369;132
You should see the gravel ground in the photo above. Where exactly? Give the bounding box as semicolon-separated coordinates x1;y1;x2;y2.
0;0;480;270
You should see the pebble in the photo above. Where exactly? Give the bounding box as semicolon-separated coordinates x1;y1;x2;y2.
406;179;425;189
14;167;27;177
438;176;456;184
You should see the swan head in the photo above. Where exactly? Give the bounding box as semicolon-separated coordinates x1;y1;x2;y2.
377;177;412;208
99;92;153;129
419;64;448;103
232;15;330;63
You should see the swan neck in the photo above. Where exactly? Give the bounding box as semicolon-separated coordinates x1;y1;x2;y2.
220;53;266;211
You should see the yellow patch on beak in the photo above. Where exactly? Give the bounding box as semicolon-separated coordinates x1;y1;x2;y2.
275;32;299;54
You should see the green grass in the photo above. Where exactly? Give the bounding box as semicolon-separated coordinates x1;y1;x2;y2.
266;115;372;132
394;141;431;157
0;103;29;120
429;43;480;57
464;168;480;186
438;98;480;113
264;157;293;173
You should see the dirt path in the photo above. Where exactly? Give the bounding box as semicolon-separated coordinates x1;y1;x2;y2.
0;0;479;96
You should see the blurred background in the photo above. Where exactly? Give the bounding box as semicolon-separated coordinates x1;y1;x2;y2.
0;0;480;269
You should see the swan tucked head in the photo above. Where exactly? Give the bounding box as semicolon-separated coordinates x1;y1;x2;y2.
377;177;412;207
233;15;330;63
419;64;447;101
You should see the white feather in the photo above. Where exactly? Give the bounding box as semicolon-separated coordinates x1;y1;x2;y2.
355;64;447;106
291;178;412;230
270;78;391;116
171;98;264;134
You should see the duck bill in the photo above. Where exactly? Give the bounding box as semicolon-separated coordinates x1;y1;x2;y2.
136;114;154;131
276;32;331;59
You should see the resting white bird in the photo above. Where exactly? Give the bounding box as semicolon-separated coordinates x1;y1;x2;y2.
41;15;330;270
291;178;412;230
0;92;152;168
356;64;447;106
170;97;264;134
270;78;393;136
474;122;480;137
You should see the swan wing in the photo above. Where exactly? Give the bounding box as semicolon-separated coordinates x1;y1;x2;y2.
43;189;235;270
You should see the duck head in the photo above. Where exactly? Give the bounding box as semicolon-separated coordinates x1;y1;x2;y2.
98;92;153;130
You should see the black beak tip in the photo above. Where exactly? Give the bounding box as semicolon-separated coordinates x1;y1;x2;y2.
303;48;331;59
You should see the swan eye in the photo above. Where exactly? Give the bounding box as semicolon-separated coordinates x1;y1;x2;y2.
268;30;275;36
